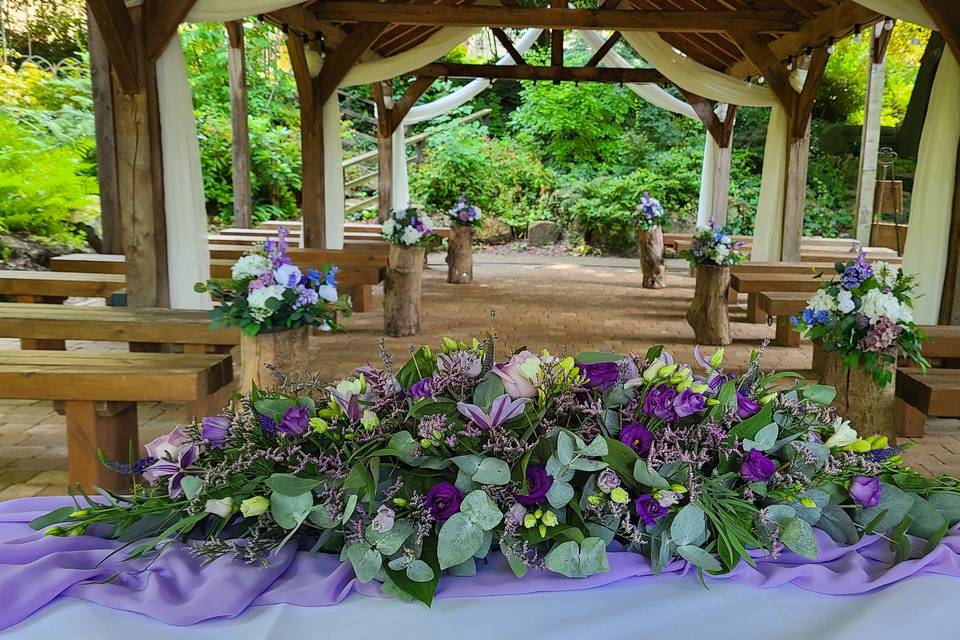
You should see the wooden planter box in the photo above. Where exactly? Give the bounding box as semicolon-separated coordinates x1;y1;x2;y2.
871;222;908;254
817;345;897;441
240;325;310;394
637;226;666;289
447;225;474;284
686;263;731;345
384;245;425;337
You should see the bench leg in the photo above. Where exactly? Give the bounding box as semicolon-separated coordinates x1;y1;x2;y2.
774;317;800;347
182;343;208;354
185;383;237;422
727;288;739;305
64;400;138;492
896;398;927;438
811;342;826;377
746;294;766;323
349;284;373;313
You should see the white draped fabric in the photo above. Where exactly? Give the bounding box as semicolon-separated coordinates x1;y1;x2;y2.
853;0;935;29
698;131;718;227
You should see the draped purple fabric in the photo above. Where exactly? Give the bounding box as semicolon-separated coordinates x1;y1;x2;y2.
3;496;960;630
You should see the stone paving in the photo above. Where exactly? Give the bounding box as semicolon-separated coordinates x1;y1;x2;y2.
2;254;959;499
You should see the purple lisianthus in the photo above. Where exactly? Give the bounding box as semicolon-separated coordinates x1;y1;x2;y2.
408;376;435;400
673;388;706;418
642;384;677;422
424;482;464;523
619;422;654;457
278;406;309;437
735;392;761;420
514;465;555;507
141;443;199;498
849;476;883;508
200;416;230;448
635;494;669;527
740;449;777;483
579;361;620;391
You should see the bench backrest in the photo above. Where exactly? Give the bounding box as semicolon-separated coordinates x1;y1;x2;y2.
0;270;126;298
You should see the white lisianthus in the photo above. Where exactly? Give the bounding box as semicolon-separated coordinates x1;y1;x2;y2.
381;218;397;237
824;418;858;449
806;289;837;313
231;254;271;280
246;284;285;321
401;226;423;245
713;244;730;262
517;355;543;383
336;377;364;398
873;261;900;289
204;497;234;518
273;263;302;288
316;283;338;303
860;288;908;324
836;289;856;314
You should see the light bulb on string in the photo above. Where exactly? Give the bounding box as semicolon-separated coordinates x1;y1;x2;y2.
884;18;894;31
827;38;835;54
854;25;862;43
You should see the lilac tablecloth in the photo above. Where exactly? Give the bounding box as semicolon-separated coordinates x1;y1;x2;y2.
4;496;960;632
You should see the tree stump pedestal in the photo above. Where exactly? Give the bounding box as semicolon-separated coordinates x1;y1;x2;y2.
818;347;896;441
638;226;666;289
240;325;310;394
686;264;731;345
385;245;425;337
447;225;474;284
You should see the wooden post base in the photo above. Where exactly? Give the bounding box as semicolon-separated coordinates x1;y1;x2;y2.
819;349;896;441
686;264;731;345
349;284;373;312
447;226;474;284
64;400;138;492
240;325;310;394
812;341;826;377
638;226;666;289
896;397;927;438
384;245;425;337
774;317;800;347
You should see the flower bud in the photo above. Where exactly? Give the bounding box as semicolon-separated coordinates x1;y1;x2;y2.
392;497;409;507
689;383;709;394
868;435;888;450
643;358;665;382
658;363;678;379
441;337;459;353
420;438;433;448
310;417;329;434
205;497;235;519
523;513;537;529
44;526;64;537
759;392;778;405
361;410;380;431
710;348;725;369
64;525;85;537
670;484;688;494
587;494;603;506
541;510;559;527
799;497;817;509
240;496;270;518
610;487;630;504
675;377;692;393
669;366;692;384
849;439;871;453
68;509;90;519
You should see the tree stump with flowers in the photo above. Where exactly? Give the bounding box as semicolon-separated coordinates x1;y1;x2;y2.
686;264;731;345
637;226;666;289
818;348;897;441
447;226;474;284
241;325;310;394
385;245;425;337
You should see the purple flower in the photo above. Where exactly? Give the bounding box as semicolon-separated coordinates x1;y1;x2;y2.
330;389;362;423
579;361;620;391
144;426;190;462
849;476;883;508
673;388;706;418
201;416;230;448
408;376;435;400
840;252;874;290
635;494;669;527
735;392;761;420
457;394;528;430
597;469;621;493
491;351;539;399
740;449;777;483
141;443;199;498
857;316;901;354
514;465;554;507
642;385;677;422
258;413;279;437
619;422;654;457
278;406;309;437
424;482;463;523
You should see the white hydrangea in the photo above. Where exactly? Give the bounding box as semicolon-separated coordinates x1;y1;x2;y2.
231;254;271;280
273;263;302;288
860;288;911;324
873;261;900;289
806;289;837;313
381;218;397;237
317;283;338;303
713;244;730;262
246;284;285;321
836;289;856;314
401;226;423;245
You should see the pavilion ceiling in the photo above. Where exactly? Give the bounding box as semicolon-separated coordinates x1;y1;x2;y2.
265;0;883;81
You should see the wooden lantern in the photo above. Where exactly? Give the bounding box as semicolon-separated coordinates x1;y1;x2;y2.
686;263;731;345
385;245;425;337
637;226;666;289
817;346;897;442
240;324;310;394
447;225;474;284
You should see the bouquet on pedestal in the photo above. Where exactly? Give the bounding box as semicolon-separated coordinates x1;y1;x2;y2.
635;192;667;232
685;222;747;268
447;195;483;228
381;208;438;246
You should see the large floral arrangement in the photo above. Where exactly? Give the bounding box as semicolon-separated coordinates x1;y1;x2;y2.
195;228;351;336
33;338;960;606
635;192;667;232
685;221;747;268
382;208;437;246
447;194;483;228
792;252;928;387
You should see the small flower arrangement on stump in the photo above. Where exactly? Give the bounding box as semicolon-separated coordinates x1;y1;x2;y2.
635;192;668;289
685;221;746;345
446;195;479;285
635;191;667;232
447;194;483;228
382;208;438;336
684;221;748;268
792;252;928;388
381;207;437;246
196;228;350;336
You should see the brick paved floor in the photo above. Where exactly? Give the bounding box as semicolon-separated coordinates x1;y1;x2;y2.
2;254;958;499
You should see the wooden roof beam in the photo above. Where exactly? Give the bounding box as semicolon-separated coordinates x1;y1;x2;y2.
585;31;622;67
317;23;390;106
310;3;802;33
86;0;139;94
492;28;527;65
919;0;960;64
144;0;197;61
414;62;667;83
391;76;436;130
728;31;797;111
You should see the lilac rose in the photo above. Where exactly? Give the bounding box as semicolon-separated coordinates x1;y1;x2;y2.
619;422;654;457
579;361;620;391
424;482;464;523
736;391;761;420
491;350;539;399
200;416;230;448
278;406;309;437
673;388;706;418
514;465;555;507
740;449;777;483
144;426;191;461
642;385;677;422
849;476;883;508
635;494;669;527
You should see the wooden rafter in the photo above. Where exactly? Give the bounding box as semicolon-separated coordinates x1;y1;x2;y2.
919;0;960;64
794;45;829;135
872;20;893;64
317;22;390;106
492;28;526;65
676;88;722;143
728;31;796;111
309;3;802;33
86;0;139;94
414;62;666;83
286;32;317;115
391;76;436;128
585;31;622;67
144;0;197;61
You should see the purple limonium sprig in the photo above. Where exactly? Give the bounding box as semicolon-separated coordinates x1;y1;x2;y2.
457;394;528;430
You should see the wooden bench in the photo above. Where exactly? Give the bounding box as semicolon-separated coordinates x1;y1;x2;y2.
0;270;126;303
756;292;810;347
897;368;960;438
207;231;384;245
0;350;233;490
257;220;452;239
733;262;837;275
730;273;825;323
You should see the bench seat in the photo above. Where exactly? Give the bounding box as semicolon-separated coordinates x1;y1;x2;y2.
757;291;810;347
0;270;125;301
896;368;960;438
730;273;824;323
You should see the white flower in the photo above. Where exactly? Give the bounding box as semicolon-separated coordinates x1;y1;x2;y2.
231;254;271;280
836;289;856;314
336;377;364;397
246;284;286;321
655;490;681;508
317;283;338;303
860;288;908;324
204;497;234;518
381;218;397;237
873;261;900;289
517;355;543;383
401;226;423;245
824;418;858;449
273;263;302;288
714;244;730;262
806;289;837;313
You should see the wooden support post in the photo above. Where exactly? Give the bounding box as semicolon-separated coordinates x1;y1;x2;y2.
65;400;138;491
226;20;253;228
854;23;890;246
774;316;800;347
896;397;927;438
87;7;122;254
939;142;960;325
712;105;737;224
551;0;565;84
373;81;394;221
349;284;374;312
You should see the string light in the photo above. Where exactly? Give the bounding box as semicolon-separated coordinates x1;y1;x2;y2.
786;55;794;71
854;25;862;43
757;75;764;84
827;38;835;54
884;18;894;31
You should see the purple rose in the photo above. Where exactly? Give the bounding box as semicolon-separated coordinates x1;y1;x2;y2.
619;423;654;457
673;388;706;418
491;351;539;399
425;482;464;523
849;476;883;508
740;449;777;483
642;385;677;422
200;416;230;448
597;469;621;493
278;406;309;437
579;361;620;391
635;494;669;527
514;464;554;507
735;392;761;420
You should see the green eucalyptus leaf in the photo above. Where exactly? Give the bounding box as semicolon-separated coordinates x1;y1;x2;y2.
447;557;477;577
180;476;203;500
270;492;313;530
472;457;511;485
265;473;320;497
459;489;504;530
633;459;670;489
346;543;382;583
437;513;484;570
670;504;706;546
780;517;818;559
546;479;575;509
405;559;435;583
677;544;722;572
